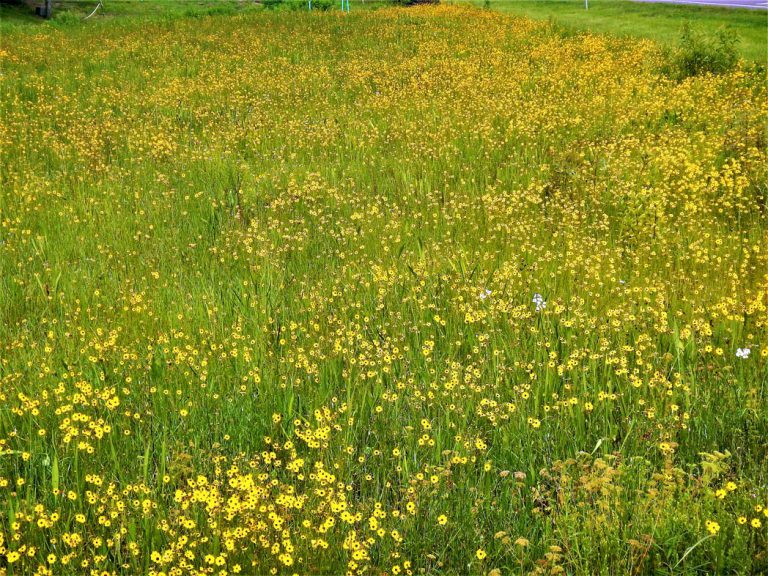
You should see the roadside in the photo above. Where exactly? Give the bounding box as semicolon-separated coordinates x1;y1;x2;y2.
635;0;766;10
464;0;767;62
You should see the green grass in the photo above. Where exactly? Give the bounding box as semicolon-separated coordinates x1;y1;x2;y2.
0;0;391;29
5;0;765;63
467;0;768;62
0;4;766;575
0;0;263;28
0;2;40;26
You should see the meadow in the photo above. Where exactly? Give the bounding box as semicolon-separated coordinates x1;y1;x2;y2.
471;0;768;63
1;5;767;575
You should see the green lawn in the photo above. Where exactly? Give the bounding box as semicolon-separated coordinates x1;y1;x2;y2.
466;0;768;62
0;0;261;28
0;0;393;30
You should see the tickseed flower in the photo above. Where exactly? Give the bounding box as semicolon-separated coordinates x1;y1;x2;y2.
515;537;530;547
0;7;765;576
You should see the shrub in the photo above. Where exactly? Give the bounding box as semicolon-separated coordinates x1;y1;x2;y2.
669;23;739;79
50;9;82;25
393;0;439;5
286;0;330;11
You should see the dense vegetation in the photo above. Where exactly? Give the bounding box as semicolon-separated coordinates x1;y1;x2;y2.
1;6;766;575
473;0;767;63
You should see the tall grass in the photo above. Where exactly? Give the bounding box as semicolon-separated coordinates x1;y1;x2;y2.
0;6;766;575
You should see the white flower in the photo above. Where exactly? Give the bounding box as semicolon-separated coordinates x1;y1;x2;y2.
532;293;546;312
479;289;491;300
735;348;750;359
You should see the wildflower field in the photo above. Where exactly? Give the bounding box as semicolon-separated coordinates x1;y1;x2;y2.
1;5;767;575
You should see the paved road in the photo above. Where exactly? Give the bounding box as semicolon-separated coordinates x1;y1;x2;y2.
634;0;767;9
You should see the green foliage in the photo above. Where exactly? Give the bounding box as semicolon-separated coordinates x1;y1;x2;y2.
50;8;82;25
311;0;333;11
0;6;766;575
394;0;439;5
475;0;766;64
264;0;332;12
669;22;740;79
183;2;240;17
